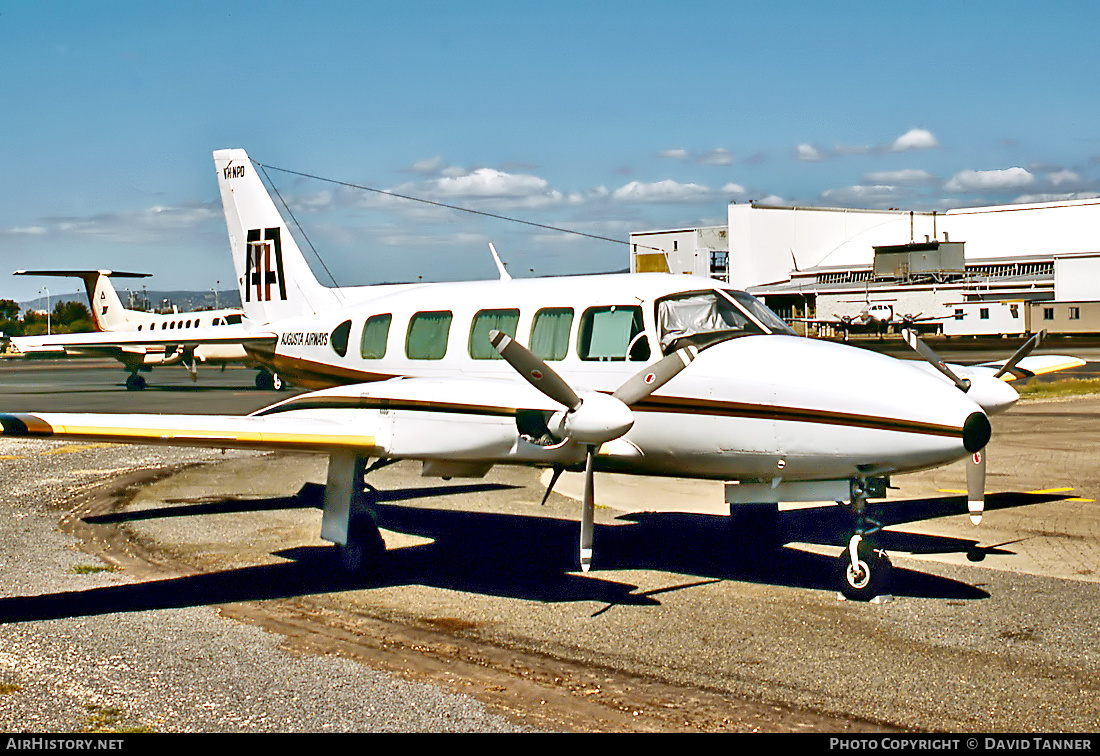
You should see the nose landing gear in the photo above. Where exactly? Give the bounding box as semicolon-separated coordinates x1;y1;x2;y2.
836;477;892;602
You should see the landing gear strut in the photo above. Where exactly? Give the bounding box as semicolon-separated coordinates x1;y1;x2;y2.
835;477;892;601
320;451;390;574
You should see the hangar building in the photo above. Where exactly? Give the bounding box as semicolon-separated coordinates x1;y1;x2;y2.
629;198;1100;336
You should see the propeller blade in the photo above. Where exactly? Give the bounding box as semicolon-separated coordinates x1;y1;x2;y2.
540;465;564;506
580;446;595;572
612;345;698;406
994;330;1045;378
901;328;972;392
967;448;986;525
489;329;582;411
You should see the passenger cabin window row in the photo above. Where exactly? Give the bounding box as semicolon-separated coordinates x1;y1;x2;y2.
135;314;242;331
330;290;791;363
347;305;648;363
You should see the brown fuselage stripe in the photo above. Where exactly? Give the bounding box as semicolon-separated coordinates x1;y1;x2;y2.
256;394;964;439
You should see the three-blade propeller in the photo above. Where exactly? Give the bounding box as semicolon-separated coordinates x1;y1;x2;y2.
489;329;697;571
901;328;1044;525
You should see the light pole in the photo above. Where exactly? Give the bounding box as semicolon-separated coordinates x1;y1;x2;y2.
40;287;50;335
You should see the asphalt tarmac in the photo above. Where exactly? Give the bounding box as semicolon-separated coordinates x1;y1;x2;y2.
1;356;1099;732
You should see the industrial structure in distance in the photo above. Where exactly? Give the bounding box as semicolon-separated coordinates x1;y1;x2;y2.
630;198;1100;339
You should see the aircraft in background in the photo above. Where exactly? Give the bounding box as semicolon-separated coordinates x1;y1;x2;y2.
0;148;1084;601
798;300;946;341
11;269;284;390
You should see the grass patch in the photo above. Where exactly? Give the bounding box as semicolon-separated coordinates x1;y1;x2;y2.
71;563;120;575
1016;377;1100;400
82;704;153;734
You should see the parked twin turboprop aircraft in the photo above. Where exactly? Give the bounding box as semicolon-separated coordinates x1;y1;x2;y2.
10;270;283;390
0;149;1085;600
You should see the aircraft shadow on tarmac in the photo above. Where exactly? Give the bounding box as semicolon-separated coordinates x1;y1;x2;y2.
0;483;1070;624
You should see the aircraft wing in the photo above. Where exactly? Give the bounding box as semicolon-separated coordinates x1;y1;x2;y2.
10;323;278;356
965;354;1087;381
0;378;564;459
909;354;1086;384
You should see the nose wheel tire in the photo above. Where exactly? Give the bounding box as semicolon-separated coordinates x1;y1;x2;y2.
836;537;892;601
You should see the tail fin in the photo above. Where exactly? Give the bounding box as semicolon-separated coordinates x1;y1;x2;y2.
14;270;149;331
214;149;336;325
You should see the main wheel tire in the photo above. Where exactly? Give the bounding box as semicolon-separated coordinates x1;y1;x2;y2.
836;541;892;601
255;371;273;390
335;515;387;574
125;374;146;391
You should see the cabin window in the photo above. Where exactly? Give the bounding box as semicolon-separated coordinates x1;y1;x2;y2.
137;325;142;331
530;308;573;361
406;310;453;360
360;314;392;359
331;319;352;357
1069;306;1081;321
186;320;192;328
954;309;965;321
577;305;650;362
1044;307;1055;321
226;314;243;325
469;309;520;359
979;308;989;320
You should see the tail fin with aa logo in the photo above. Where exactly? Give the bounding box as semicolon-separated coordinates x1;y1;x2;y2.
214;148;338;325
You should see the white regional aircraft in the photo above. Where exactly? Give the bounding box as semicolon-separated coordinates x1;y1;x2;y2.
0;149;1085;600
10;269;282;390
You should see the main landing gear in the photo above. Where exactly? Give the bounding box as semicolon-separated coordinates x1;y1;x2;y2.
125;373;147;391
835;477;892;601
320;451;392;574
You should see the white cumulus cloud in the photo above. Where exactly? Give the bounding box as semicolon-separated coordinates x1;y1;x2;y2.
610;179;712;203
944;167;1035;193
862;169;936;185
891;128;940;152
795;144;824;162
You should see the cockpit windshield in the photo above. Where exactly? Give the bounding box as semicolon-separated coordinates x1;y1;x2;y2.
721;290;797;336
656;289;795;353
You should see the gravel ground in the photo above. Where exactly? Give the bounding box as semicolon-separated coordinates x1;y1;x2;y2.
0;439;532;733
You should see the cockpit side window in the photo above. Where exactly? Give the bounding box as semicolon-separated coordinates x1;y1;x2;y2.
577;305;650;362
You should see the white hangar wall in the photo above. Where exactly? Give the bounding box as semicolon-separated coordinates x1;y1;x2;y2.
725;198;1100;292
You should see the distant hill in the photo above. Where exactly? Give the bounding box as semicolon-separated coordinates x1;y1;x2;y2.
20;289;242;314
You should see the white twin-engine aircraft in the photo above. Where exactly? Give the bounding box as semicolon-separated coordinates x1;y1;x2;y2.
0;149;1084;601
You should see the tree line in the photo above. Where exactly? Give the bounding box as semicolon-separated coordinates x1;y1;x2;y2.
0;298;94;337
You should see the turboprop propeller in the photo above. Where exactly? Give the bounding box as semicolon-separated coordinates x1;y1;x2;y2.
489;329;697;571
901;329;1045;525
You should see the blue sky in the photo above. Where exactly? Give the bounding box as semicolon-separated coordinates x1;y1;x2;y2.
3;1;1100;303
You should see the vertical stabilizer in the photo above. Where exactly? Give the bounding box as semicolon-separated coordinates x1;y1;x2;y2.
14;270;147;331
214;149;336;325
